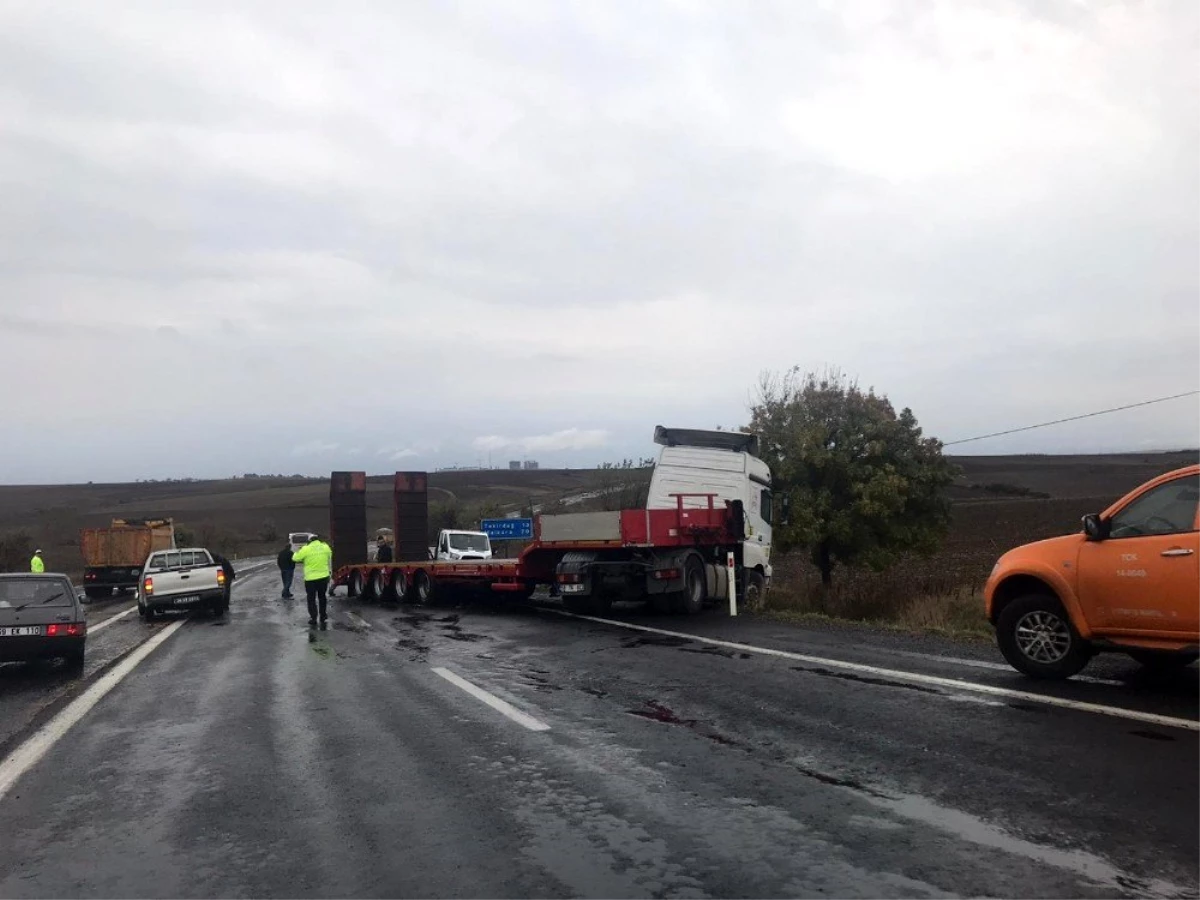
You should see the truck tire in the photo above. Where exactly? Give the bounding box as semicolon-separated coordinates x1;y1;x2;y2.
412;570;436;606
1127;649;1199;672
744;571;767;611
676;557;706;615
388;571;407;603
996;594;1092;680
347;571;363;600
370;570;388;603
84;587;108;601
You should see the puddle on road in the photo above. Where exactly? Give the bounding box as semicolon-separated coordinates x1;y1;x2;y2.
394;638;430;662
394;614;430;629
310;645;331;660
677;645;751;660
790;665;942;695
621;635;693;649
1129;729;1176;742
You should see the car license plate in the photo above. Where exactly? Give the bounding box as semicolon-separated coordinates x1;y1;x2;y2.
0;626;41;637
173;596;200;605
561;584;585;593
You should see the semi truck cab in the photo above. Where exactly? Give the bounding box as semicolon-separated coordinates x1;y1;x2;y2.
647;426;773;586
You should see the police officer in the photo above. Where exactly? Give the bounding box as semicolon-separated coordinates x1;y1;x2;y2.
30;549;44;573
291;532;334;628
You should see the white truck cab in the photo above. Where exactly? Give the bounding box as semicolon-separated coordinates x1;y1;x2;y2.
646;426;773;587
435;530;493;561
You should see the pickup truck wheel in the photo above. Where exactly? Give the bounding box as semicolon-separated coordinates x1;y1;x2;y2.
143;605;156;622
997;594;1092;680
1127;649;1199;672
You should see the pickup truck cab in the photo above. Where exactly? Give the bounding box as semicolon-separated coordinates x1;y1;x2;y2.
138;547;229;620
985;465;1199;679
434;530;493;561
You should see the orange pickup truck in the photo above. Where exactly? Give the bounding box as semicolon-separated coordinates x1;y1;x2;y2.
985;464;1199;679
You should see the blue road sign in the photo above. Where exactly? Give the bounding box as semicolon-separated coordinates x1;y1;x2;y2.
481;518;533;540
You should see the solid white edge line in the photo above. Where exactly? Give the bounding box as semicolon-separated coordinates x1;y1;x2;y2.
89;604;138;634
549;610;1200;732
432;666;550;732
0;619;187;803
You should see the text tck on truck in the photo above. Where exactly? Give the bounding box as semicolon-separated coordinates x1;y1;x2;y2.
986;464;1199;679
80;518;176;600
333;425;777;615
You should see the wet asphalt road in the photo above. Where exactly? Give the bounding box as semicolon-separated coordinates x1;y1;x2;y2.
0;564;1196;899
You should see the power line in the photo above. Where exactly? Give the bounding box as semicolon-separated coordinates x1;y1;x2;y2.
944;390;1200;447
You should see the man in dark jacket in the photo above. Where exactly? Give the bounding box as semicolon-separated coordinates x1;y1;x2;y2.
278;544;295;598
211;552;235;608
375;541;393;564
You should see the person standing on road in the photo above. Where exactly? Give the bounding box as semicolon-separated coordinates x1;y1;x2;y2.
30;549;44;573
291;533;333;628
375;541;393;564
277;544;296;599
211;552;235;608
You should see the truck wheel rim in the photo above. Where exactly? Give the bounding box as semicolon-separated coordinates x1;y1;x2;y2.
1015;610;1071;663
374;573;385;595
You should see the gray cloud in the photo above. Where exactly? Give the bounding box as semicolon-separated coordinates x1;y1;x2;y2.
0;0;1196;482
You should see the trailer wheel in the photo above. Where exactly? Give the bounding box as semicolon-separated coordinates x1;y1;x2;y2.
413;570;436;606
371;570;388;602
347;571;363;599
388;571;407;603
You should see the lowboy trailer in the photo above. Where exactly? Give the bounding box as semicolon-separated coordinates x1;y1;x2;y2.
331;426;777;615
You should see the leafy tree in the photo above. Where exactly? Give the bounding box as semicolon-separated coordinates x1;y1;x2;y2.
0;529;34;573
749;367;957;587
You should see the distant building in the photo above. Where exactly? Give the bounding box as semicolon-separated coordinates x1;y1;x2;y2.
509;461;522;470
523;460;539;470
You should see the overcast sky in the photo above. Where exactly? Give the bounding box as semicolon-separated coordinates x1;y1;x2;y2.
1;0;1197;483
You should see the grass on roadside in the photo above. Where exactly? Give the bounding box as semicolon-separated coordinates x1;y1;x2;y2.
761;555;995;641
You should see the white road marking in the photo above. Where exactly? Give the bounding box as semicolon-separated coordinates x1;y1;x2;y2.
88;604;138;633
432;666;550;732
886;649;1126;687
0;619;186;804
552;611;1200;732
346;611;372;630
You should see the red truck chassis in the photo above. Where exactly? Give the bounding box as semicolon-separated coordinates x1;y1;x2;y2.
332;493;747;609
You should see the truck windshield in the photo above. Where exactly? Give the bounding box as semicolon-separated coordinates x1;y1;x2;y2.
449;534;489;552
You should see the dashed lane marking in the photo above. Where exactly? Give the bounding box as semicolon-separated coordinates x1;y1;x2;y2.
433;666;550;732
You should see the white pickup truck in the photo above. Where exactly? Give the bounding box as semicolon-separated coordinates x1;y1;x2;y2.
137;547;229;619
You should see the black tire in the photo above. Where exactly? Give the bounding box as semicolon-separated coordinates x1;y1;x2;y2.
996;594;1092;680
388;571;407;603
143;605;156;622
371;570;389;603
677;557;706;615
1128;649;1199;672
744;571;767;611
412;570;436;606
348;571;363;600
84;586;108;600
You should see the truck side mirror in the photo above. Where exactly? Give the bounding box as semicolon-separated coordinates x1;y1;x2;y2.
1082;514;1108;541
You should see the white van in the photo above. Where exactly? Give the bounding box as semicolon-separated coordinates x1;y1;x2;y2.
288;532;317;554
